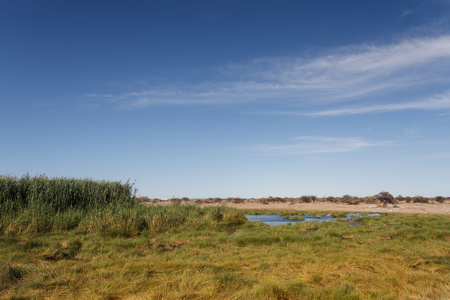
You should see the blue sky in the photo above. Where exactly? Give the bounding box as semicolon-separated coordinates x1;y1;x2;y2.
2;0;450;198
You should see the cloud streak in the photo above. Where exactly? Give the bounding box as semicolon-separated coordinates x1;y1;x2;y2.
240;136;389;156
89;35;450;112
263;90;450;116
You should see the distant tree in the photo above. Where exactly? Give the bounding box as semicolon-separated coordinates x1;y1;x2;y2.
341;194;360;205
341;194;352;203
232;198;244;204
277;197;287;203
272;197;283;203
326;196;335;203
435;196;445;203
376;191;396;207
259;199;269;205
363;196;378;204
413;196;428;203
300;195;313;203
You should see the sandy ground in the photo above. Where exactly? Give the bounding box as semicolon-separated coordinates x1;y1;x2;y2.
201;202;450;215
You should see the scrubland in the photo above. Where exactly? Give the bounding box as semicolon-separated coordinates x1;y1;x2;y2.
1;175;449;299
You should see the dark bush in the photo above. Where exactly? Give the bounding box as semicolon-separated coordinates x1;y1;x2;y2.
277;197;288;203
363;196;378;204
259;199;269;205
341;194;361;205
412;196;429;203
300;195;316;203
232;198;245;204
434;196;445;203
376;191;396;207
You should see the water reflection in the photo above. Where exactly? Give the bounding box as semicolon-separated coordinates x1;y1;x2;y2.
245;213;380;226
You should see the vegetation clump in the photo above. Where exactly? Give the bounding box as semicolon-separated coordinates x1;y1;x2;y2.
376;191;397;207
159;191;448;206
0;175;246;236
0;174;135;213
288;216;305;221
0;263;25;291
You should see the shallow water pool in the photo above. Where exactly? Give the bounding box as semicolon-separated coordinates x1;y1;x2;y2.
245;213;380;226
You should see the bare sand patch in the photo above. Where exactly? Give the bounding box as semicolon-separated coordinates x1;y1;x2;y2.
201;202;450;215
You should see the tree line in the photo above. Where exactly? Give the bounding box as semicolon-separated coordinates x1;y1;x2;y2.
138;192;448;206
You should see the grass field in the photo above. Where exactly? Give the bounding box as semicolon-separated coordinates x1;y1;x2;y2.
1;176;449;299
1;211;449;299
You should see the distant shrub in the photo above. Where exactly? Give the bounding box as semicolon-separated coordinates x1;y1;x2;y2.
413;196;429;203
376;191;396;207
267;197;285;203
277;197;288;203
434;196;445;203
326;196;335;202
232;198;245;204
363;196;378;204
300;195;316;203
332;197;342;203
341;195;361;205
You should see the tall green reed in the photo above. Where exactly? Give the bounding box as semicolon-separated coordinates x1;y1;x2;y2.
0;174;134;215
0;175;246;236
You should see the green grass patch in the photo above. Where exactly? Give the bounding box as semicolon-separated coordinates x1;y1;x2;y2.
0;179;449;299
0;213;448;299
288;216;305;221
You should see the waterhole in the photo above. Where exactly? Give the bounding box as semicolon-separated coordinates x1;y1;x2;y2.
245;213;380;226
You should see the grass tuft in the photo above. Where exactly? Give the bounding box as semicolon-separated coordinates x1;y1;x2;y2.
0;263;25;291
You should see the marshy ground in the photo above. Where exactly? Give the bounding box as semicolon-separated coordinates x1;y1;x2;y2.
1;176;449;299
1;209;449;299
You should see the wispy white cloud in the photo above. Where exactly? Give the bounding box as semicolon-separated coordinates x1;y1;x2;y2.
401;9;414;17
87;94;115;98
88;35;450;111
240;136;390;156
263;90;450;116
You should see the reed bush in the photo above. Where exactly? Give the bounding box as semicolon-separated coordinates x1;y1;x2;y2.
0;174;134;215
1;176;247;236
